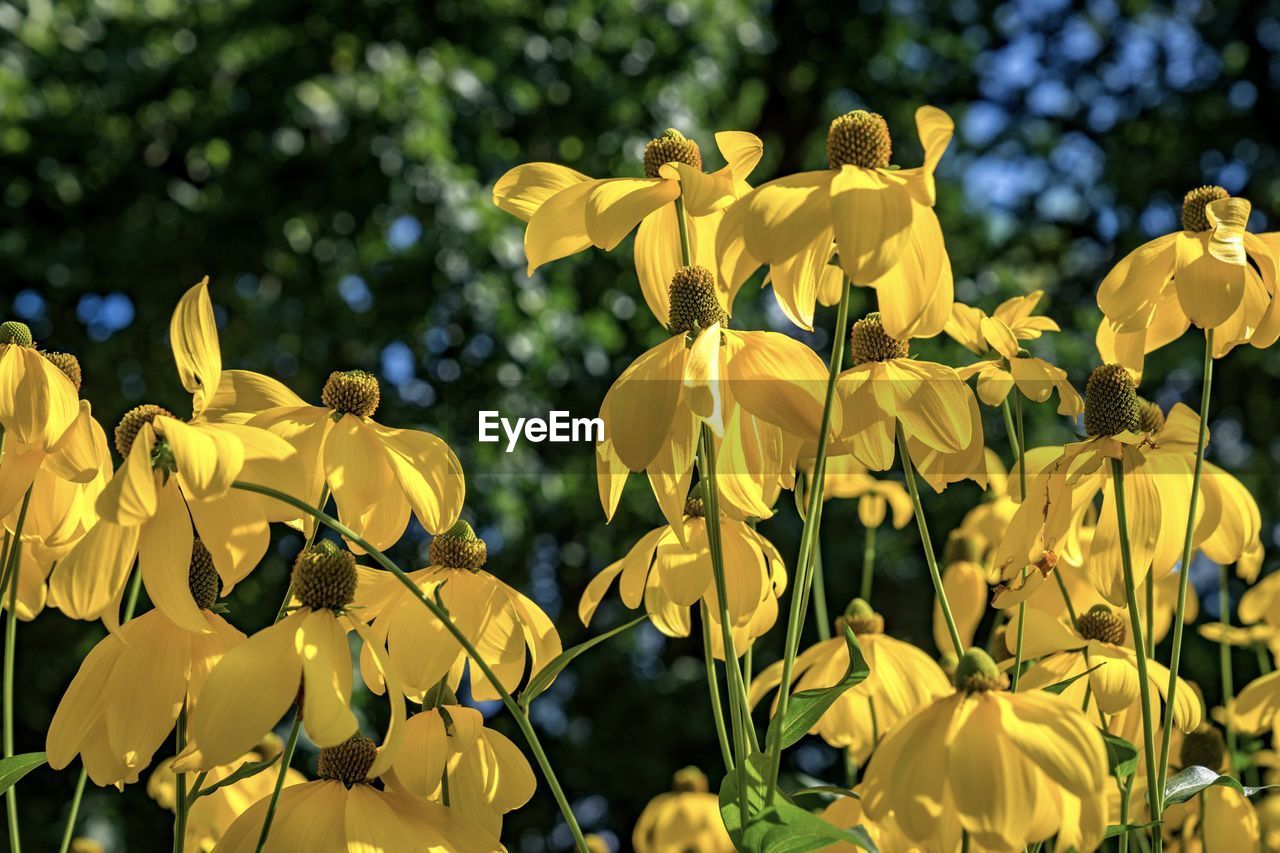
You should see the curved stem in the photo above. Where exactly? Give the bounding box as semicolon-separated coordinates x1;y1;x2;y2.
700;602;734;772
764;278;852;804
254;710;301;852
1110;458;1161;843
3;487;31;853
897;424;964;657
230;480;590;852
1157;329;1214;805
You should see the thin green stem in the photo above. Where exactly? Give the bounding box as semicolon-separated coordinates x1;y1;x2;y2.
1008;395;1028;692
274;485;331;623
700;602;734;773
230;480;590;853
697;427;753;821
1110;458;1161;845
796;473;831;641
897;424;963;657
1219;563;1238;763
3;486;31;853
675;197;692;266
1257;645;1273;675
1146;576;1155;658
860;525;876;603
254;710;301;853
173;707;188;853
1054;572;1079;625
764;278;851;804
1157;329;1214;807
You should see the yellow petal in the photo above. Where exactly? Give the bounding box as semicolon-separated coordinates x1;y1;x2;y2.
105;612;192;777
892;360;972;452
48;520;139;622
980;317;1020;360
523;179;599;274
661;162;733;216
46;633;122;769
324;416;400;548
595;439;628;522
139;479;208;634
0;346;79;449
714;198;763;310
633;203;680;325
1175;232;1245;328
830;167;913;284
585;177;680;250
187;611;304;769
870;207;953;340
170;277;223;417
368;423;465;535
350;617;404;777
96;423;159;526
998;690;1106;796
1206;196;1252;264
1096;234;1177;331
727;330;838;441
765;229;837;331
187;490;271;593
683;325;724;434
739;171;834;264
157;417;244;500
601;336;685;471
492;162;592;221
200;369;308;424
715;130;764;189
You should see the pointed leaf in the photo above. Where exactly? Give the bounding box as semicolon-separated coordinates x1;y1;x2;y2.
1104;731;1139;780
192;754;280;800
1042;663;1103;695
1162;765;1279;805
0;753;46;795
766;628;869;751
518;616;645;709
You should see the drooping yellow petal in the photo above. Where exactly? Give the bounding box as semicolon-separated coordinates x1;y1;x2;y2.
523;179;600;274
170;277;223;417
660;162;734;216
715;131;764;191
765;229;836;331
739;170;834;264
0;346;78;449
1175;232;1245;329
870;207;954;340
830;167;913;285
46;634;123;770
187;490;272;593
980;316;1020;360
715;198;764;311
600;336;685;471
48;519;139;622
998;691;1106;796
185;611;304;769
595;439;628;522
139;479;208;634
157;417;244;501
682;325;724;434
584;177;680;251
199;369;308;424
1206;196;1252;265
368;423;464;535
324;416;400;549
1096;233;1177;331
105;611;192;779
349;617;404;776
726;330;838;442
633;203;681;325
96;423;159;526
492;162;593;221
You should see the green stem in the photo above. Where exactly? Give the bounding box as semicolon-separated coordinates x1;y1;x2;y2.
230;480;590;853
697;426;753;822
763;278;852;804
1157;328;1214;807
173;707;188;853
700;602;734;773
860;525;876;603
274;485;331;624
3;486;31;853
1219;563;1238;764
796;472;831;641
1146;575;1155;658
675;197;692;266
897;423;964;657
1008;395;1028;692
1257;645;1273;676
1054;572;1079;624
254;710;300;853
1110;458;1161;844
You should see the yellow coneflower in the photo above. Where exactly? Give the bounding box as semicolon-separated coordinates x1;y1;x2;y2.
633;767;733;853
749;599;951;762
818;795;912;852
178;541;404;771
947;290;1083;416
384;684;535;836
580;487;787;657
836;312;987;491
148;738;306;853
0;319;81;454
493;128;763;323
355;520;560;701
205;364;465;551
1097;188;1280;373
1160;724;1261;852
46;542;245;786
212;733;501;852
597;263;834;532
47;280;298;634
716;107;955;337
861;648;1108;850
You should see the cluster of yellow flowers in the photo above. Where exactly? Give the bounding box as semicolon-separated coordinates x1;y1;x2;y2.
2;102;1279;853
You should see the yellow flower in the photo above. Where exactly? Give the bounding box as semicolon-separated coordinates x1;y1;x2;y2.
178;542;404;772
46;553;245;786
1230;669;1280;741
212;733;500;852
384;689;535;836
1014;604;1202;731
861;648;1108;850
148;741;306;853
0;320;81;453
580;490;787;657
355;521;561;701
1097;189;1280;374
1163;785;1262;852
46;280;298;633
836;313;987;491
598;265;835;532
1259;794;1280;851
1241;572;1280;631
717;107;955;336
996;394;1259;607
492;129;763;323
633;767;733;853
813;454;912;529
207;365;465;551
948;291;1083;416
818;795;912;853
750;600;951;762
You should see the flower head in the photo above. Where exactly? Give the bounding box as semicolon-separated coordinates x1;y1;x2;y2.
633;767;733;853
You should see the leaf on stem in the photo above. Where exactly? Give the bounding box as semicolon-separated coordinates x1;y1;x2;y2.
518;616;646;709
0;752;46;795
1041;663;1103;695
766;628;869;751
1162;765;1279;806
192;754;281;800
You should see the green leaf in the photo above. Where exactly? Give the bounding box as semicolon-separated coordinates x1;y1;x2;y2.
1103;821;1159;839
1103;731;1139;780
518;616;645;709
718;753;878;852
1041;663;1102;694
0;752;46;795
789;785;861;802
193;754;280;800
766;628;869;751
1162;765;1279;806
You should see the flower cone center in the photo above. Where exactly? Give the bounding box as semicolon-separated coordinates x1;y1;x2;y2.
428;520;487;570
1137;396;1165;434
0;321;33;347
317;734;377;787
667;265;726;335
1076;604;1126;645
1083;364;1141;437
292;541;358;611
189;539;222;610
850;312;908;364
827;110;892;170
322;370;380;418
42;351;81;392
1181;185;1229;232
114;404;174;458
954;647;1005;693
1180;724;1226;770
643;129;702;179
